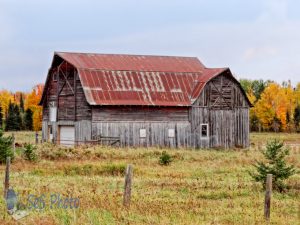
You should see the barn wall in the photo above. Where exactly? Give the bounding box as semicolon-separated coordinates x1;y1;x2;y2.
92;122;191;148
42;62;91;122
92;106;189;122
191;73;250;148
42;120;91;144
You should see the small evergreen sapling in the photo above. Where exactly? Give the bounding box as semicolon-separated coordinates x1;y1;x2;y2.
0;129;14;163
250;139;296;192
23;143;38;162
159;151;173;166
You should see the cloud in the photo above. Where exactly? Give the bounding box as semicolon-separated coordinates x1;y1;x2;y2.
243;47;278;61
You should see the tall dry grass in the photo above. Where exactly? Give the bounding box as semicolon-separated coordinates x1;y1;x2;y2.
0;132;299;224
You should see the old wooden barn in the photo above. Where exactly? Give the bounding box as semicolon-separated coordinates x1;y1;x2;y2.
40;52;251;148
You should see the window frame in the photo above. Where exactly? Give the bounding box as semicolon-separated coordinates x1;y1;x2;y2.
168;128;175;138
200;123;209;139
139;128;146;138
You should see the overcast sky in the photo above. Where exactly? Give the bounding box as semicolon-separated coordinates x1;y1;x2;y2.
0;0;300;91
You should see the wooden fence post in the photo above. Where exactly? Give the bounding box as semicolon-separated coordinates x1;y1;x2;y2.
4;157;11;198
35;132;38;144
264;174;272;221
123;164;133;207
12;133;15;156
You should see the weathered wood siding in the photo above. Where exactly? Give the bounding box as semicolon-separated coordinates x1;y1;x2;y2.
42;62;91;122
190;73;250;148
92;106;189;122
92;122;191;148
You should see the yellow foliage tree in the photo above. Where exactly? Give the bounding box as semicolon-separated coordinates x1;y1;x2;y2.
0;90;14;118
25;84;44;131
255;83;295;131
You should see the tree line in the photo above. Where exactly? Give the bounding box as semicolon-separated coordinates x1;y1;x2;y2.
0;85;43;131
240;79;300;132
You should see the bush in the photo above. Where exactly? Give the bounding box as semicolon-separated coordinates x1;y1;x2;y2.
250;139;297;192
101;164;126;176
0;129;14;163
23;143;38;162
64;164;126;176
159;151;173;166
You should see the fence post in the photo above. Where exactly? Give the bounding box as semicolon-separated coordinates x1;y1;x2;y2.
123;164;133;207
264;174;272;221
12;133;15;156
4;157;11;198
35;132;38;144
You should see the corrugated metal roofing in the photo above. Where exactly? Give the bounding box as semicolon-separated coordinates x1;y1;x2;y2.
41;52;229;106
56;52;205;73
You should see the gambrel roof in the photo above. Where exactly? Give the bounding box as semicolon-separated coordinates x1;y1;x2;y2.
40;52;250;106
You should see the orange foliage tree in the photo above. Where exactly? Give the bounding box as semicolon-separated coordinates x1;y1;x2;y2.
25;84;44;131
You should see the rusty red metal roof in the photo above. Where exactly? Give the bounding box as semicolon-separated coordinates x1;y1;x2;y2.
56;52;205;73
41;52;230;106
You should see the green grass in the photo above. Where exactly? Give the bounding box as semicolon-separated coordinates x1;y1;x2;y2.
0;132;299;224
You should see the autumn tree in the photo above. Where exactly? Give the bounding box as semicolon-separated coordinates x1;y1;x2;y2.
25;84;44;131
0;90;14;119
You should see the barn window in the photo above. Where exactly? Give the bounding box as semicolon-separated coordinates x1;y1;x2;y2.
200;124;209;138
48;126;53;141
49;101;57;122
139;129;146;138
168;128;175;138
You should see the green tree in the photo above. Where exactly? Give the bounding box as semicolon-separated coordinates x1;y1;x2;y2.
250;139;296;192
0;129;14;163
24;108;33;130
0;104;3;128
20;94;24;113
294;105;300;132
6;102;22;131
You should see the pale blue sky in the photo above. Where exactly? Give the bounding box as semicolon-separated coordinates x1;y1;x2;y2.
0;0;300;91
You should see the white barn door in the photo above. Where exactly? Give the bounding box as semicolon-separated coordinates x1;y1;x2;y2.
60;126;75;146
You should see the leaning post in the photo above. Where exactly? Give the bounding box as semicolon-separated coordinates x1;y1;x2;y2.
4;157;11;198
35;132;39;144
123;164;133;208
264;174;272;221
12;133;15;157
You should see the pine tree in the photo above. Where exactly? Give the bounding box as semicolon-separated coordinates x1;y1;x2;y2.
5;102;22;131
0;105;2;129
20;94;24;113
250;139;297;192
0;129;14;163
294;105;300;132
24;108;33;130
14;104;22;130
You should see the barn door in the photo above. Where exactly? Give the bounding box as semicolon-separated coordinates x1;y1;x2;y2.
60;126;75;146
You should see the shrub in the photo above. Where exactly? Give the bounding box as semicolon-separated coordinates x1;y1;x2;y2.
250;139;297;192
159;151;173;166
64;164;126;176
23;143;38;162
0;129;14;163
101;164;126;176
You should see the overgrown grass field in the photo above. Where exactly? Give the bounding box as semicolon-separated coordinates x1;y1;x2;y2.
0;132;299;224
